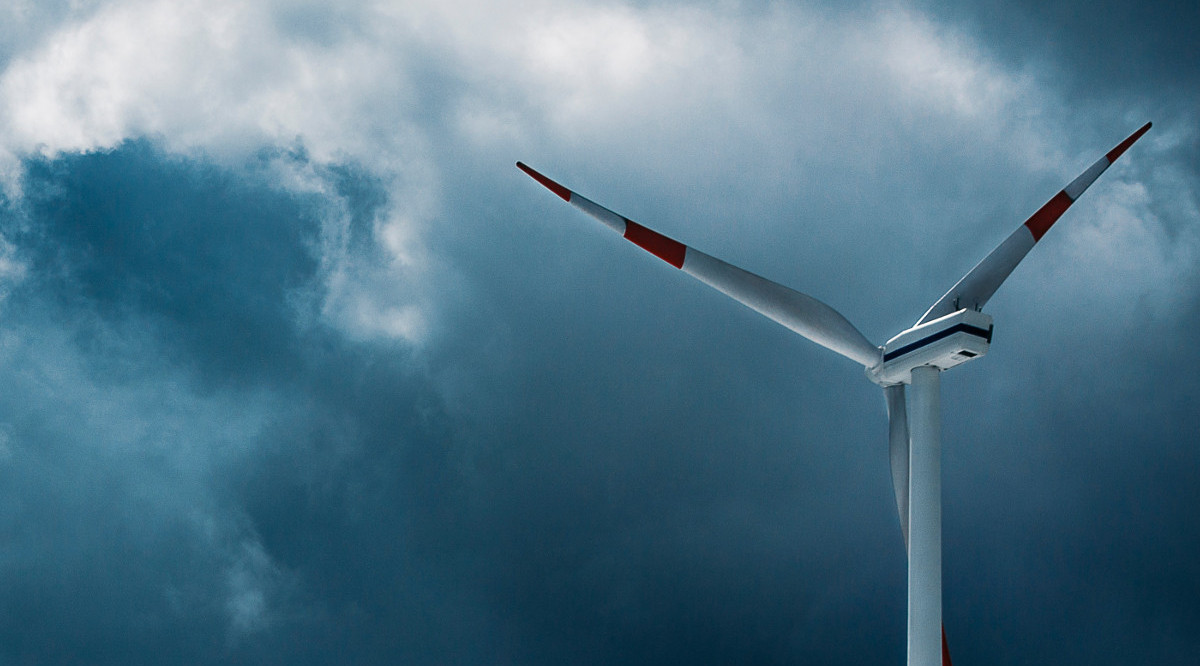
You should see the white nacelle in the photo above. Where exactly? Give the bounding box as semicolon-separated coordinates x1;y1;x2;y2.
867;309;993;386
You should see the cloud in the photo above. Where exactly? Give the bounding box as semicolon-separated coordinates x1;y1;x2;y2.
0;139;490;663
0;0;437;345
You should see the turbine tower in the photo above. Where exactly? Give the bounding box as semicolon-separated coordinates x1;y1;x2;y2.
517;122;1151;665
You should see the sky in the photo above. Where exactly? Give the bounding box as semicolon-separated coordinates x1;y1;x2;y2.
0;0;1196;663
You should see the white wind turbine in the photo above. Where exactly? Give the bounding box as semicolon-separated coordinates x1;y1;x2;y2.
518;122;1150;666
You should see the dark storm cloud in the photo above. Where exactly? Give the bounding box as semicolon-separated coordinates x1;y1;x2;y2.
0;139;902;665
918;0;1200;99
0;142;494;664
14;142;319;386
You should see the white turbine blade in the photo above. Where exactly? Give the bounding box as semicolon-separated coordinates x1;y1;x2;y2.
885;384;910;552
517;162;881;367
917;122;1152;325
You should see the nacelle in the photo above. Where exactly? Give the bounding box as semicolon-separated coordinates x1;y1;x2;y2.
867;308;993;386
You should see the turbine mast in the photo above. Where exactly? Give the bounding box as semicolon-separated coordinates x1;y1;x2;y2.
908;365;942;666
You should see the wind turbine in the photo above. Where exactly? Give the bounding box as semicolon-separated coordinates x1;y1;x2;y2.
517;122;1151;666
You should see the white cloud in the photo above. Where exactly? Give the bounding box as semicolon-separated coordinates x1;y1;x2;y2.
0;0;441;342
223;538;284;637
0;1;1041;173
1043;170;1199;323
0;0;1188;339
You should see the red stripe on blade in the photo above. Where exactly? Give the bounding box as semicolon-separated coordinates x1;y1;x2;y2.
1023;190;1073;242
623;220;686;268
1106;122;1152;163
942;626;953;666
516;162;571;202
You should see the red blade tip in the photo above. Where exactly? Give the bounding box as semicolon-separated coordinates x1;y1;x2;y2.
1106;121;1152;163
516;161;571;202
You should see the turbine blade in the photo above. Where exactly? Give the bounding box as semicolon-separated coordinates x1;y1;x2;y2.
885;384;910;552
517;162;880;367
917;122;1152;325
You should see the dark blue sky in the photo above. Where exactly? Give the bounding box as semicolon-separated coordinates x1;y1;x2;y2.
0;1;1196;664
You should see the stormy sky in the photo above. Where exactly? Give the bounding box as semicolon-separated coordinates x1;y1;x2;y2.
0;0;1196;663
